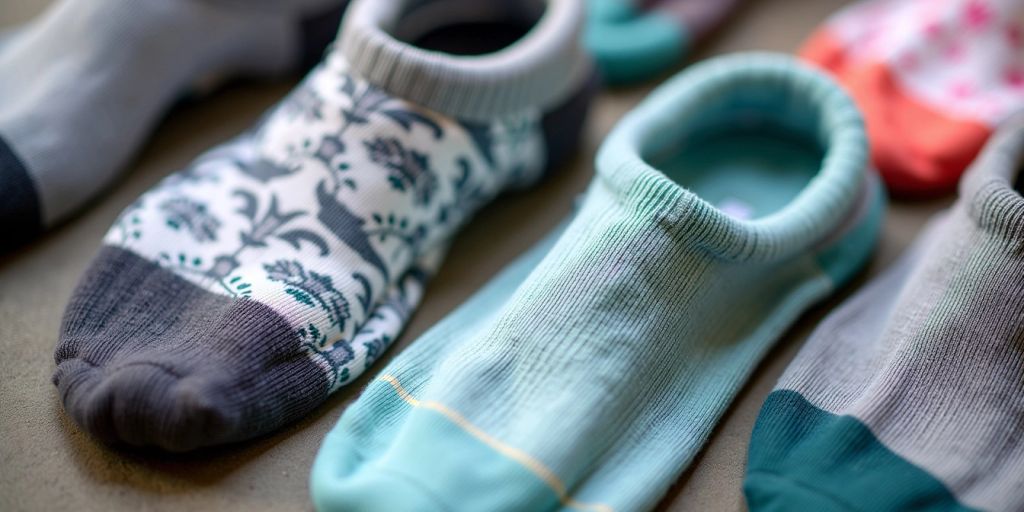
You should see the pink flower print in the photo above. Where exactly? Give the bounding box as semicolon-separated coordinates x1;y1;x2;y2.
963;0;993;31
942;41;965;61
949;81;975;99
1007;24;1023;48
1006;66;1024;89
898;52;920;71
924;19;944;39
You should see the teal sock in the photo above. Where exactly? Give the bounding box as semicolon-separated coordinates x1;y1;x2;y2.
744;115;1024;512
310;53;885;512
584;0;739;84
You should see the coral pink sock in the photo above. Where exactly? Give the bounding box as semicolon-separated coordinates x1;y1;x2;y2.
801;0;1024;195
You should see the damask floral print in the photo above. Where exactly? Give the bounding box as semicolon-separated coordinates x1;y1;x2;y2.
159;197;220;242
100;54;545;398
265;259;352;331
364;136;439;206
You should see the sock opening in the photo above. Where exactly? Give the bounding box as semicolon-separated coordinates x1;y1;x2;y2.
643;79;829;220
338;0;589;120
394;0;545;56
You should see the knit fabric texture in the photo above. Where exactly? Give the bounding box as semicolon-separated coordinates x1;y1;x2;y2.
801;0;1024;195
310;53;885;512
745;114;1024;512
52;0;593;452
0;0;348;247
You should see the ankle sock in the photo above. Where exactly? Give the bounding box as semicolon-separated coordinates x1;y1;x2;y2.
585;0;739;84
801;0;1024;195
309;53;884;512
745;115;1024;512
53;0;594;452
0;0;348;249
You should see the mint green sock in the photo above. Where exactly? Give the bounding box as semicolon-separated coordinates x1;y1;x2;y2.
310;53;885;512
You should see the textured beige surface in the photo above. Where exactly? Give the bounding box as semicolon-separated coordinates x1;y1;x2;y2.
0;1;952;511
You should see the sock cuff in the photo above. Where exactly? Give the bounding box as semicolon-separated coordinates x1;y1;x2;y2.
595;53;869;263
960;113;1024;239
337;0;590;121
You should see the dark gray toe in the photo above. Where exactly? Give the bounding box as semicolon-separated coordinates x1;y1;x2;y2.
54;246;330;451
0;134;43;249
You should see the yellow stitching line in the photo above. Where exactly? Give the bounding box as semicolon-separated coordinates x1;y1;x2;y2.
378;374;614;512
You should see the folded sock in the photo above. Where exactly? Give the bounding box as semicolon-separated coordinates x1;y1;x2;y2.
0;0;348;249
801;0;1024;195
584;0;739;84
310;53;884;512
745;114;1024;512
53;0;594;452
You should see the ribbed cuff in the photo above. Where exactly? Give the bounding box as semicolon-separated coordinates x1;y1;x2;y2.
960;113;1024;239
338;0;590;121
595;53;869;263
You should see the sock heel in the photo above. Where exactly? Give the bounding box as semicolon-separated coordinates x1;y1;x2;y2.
538;68;601;178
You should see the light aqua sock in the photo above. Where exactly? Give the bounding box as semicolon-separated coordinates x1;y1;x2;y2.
310;53;885;512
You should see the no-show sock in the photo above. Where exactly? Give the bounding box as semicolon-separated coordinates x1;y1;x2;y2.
0;0;349;249
801;0;1024;195
585;0;739;84
53;0;594;452
309;53;885;512
745;115;1024;512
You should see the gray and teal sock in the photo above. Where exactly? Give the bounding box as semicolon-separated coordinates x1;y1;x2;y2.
585;0;739;84
745;115;1024;512
310;53;884;512
53;0;594;452
0;0;349;249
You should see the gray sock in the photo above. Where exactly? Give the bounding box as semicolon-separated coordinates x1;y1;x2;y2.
745;114;1024;512
0;0;348;249
54;0;594;452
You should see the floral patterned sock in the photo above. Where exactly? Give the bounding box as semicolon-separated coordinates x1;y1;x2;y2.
801;0;1024;195
53;0;594;452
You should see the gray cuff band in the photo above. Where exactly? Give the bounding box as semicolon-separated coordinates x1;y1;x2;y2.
339;0;590;121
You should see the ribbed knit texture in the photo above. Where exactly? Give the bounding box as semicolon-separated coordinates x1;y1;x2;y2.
53;0;594;451
310;54;883;512
339;0;590;121
0;0;347;235
745;114;1024;512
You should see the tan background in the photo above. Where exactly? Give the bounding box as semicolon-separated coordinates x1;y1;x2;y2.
0;1;951;510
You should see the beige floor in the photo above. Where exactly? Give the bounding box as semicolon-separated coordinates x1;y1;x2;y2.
0;1;953;511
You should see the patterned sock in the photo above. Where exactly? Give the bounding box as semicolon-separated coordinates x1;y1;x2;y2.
309;54;885;512
53;0;594;452
745;115;1024;512
0;0;348;249
801;0;1024;195
584;0;739;84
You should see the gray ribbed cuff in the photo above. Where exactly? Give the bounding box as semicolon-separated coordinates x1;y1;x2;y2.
338;0;590;121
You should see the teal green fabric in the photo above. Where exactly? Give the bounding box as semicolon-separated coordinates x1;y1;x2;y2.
585;0;687;84
311;54;881;512
746;391;977;512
